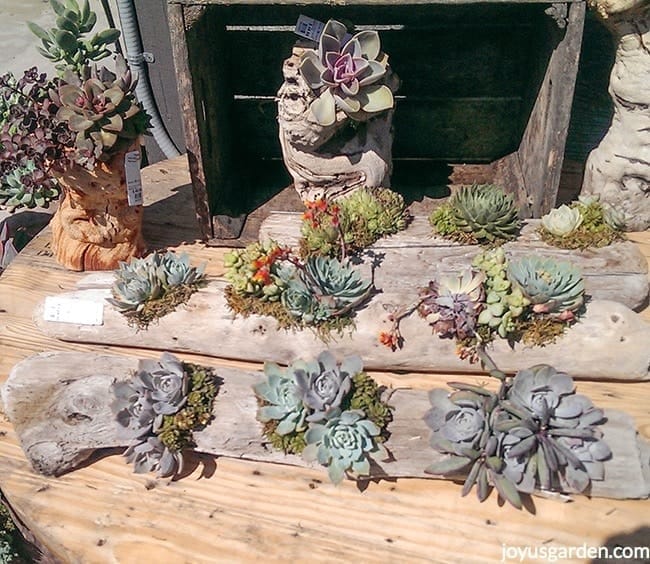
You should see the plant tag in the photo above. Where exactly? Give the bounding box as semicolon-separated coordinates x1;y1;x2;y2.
294;15;325;42
125;150;143;206
43;296;104;326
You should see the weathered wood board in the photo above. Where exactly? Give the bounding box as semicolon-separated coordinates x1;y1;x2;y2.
260;214;650;310
3;351;649;501
33;272;650;380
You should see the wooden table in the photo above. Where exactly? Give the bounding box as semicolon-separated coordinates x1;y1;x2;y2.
0;157;648;563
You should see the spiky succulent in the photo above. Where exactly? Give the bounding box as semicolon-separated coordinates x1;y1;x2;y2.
0;160;60;211
541;204;583;236
473;248;529;339
299;19;394;126
254;361;308;436
418;269;485;340
28;0;120;76
280;256;372;324
293;351;358;421
507;257;584;319
303;409;387;484
431;184;520;245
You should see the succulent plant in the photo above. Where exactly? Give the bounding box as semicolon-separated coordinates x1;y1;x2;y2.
124;435;183;478
303;409;387;483
51;54;150;167
299;19;394;126
445;184;520;244
280;256;372;324
0;160;60;211
293;351;358;421
418;269;485;340
473;248;529;339
541;204;583;237
254;362;308;436
28;0;120;76
157;251;205;288
507;257;584;318
601;202;626;231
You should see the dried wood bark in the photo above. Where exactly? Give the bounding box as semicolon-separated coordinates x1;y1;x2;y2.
3;352;649;501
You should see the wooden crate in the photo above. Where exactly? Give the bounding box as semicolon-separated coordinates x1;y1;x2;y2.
168;0;585;240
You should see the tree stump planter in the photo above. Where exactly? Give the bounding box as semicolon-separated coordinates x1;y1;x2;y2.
50;149;146;271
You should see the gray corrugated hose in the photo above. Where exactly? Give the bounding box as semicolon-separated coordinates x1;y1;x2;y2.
115;0;181;158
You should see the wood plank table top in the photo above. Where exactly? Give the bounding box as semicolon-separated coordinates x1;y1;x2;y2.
0;156;648;563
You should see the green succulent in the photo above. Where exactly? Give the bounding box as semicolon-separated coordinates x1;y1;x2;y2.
507;257;584;318
541;205;583;237
0;160;60;211
473;248;529;339
432;184;520;245
51;54;150;167
157;251;205;289
254;361;308;436
299;19;394;126
28;0;120;76
303;409;388;484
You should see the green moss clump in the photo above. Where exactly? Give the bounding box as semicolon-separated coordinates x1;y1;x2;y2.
517;316;571;347
157;363;219;453
123;283;204;330
262;417;308;455
344;372;393;441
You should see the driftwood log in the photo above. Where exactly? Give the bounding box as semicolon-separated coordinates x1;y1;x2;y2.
50;149;147;271
581;0;650;230
2;351;649;501
277;47;399;202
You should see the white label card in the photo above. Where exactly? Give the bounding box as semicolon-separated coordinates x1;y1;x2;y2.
43;296;104;326
125;150;143;206
295;15;325;42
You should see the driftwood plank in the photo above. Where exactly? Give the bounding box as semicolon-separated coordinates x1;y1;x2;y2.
259;214;650;310
3;352;648;500
33;275;650;380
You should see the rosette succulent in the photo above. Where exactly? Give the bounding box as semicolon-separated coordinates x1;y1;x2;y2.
303;409;387;483
157;251;205;288
293;351;358;421
299;19;394;126
254;362;307;436
541;205;583;237
0;160;60;211
507;257;584;318
124;436;182;478
418;269;485;340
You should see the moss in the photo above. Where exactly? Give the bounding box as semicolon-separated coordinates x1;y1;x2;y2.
344;372;393;441
516;316;572;347
538;225;623;250
157;363;219;453
262;417;307;455
122;283;204;330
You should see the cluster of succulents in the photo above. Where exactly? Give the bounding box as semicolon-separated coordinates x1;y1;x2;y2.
108;251;206;327
224;242;373;337
0;160;60;211
299;19;394;126
472;248;529;339
539;195;625;249
300;188;409;258
111;352;218;478
254;351;390;483
430;184;521;245
424;362;611;508
28;0;120;76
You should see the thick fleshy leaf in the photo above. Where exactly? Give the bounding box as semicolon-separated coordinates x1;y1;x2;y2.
352;457;370;476
506;435;537;458
424;455;471;475
359;84;394;113
491;472;523;509
333;93;361;114
461;459;482;497
310;89;336;126
589;439;611;461
340;79;360;97
299;51;325;89
328;459;346;484
341;37;361;59
564;464;590;492
353;30;380;60
322;19;348;43
67;113;94;132
103;113;123;133
477;467;490;501
319;34;342;65
276;416;296;436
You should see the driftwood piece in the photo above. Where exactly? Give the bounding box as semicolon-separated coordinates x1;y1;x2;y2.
50;149;147;271
259;214;650;311
277;47;399;202
3;351;649;500
581;2;650;230
34;272;650;380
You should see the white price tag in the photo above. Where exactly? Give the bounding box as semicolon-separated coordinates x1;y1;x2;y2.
295;15;325;42
43;296;104;326
125;150;143;206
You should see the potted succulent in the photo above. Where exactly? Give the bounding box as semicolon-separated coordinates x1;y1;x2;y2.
21;0;150;271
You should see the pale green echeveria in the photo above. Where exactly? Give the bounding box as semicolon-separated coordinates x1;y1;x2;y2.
541;205;583;236
108;255;163;311
293;351;359;421
507;256;584;318
437;269;485;302
124;435;183;478
157;251;205;288
303;409;387;484
281;278;326;324
299;19;394;126
254;362;307;435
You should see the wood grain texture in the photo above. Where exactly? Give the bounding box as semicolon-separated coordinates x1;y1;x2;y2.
0;157;649;563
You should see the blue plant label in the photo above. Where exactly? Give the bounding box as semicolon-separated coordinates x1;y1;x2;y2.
294;15;325;42
125;150;143;206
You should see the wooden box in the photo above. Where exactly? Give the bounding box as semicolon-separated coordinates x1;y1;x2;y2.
168;0;585;241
